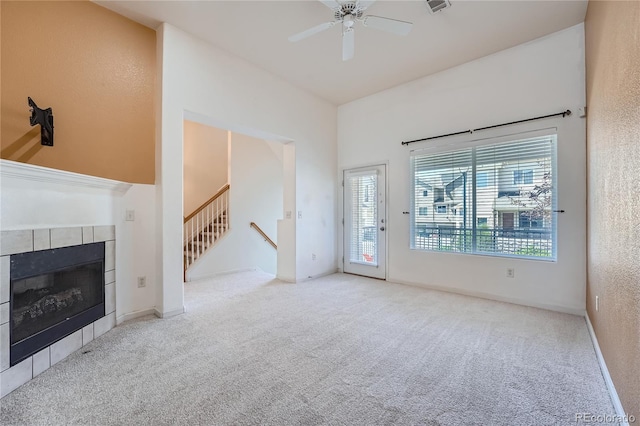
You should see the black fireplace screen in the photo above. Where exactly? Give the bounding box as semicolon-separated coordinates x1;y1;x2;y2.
10;242;105;365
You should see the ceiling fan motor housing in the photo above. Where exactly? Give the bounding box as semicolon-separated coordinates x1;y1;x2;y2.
335;2;364;21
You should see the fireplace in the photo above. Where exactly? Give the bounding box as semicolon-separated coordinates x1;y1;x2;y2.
1;158;121;399
10;243;105;366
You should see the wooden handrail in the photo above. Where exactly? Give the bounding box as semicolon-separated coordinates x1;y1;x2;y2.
250;222;277;250
184;184;230;223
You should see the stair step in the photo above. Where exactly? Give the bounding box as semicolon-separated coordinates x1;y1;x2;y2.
187;242;208;251
184;226;230;265
201;231;221;239
207;229;224;234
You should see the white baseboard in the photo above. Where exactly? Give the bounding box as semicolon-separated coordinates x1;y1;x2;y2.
187;267;260;282
294;268;340;283
585;314;630;426
154;306;185;319
116;308;156;325
388;277;585;316
189;267;338;284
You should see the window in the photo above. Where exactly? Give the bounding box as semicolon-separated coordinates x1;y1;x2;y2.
411;134;556;259
513;170;533;185
476;172;488;188
498;190;519;198
519;212;543;229
418;207;428;215
423;190;429;197
434;188;444;203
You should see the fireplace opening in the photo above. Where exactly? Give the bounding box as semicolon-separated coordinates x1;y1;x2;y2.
10;242;105;366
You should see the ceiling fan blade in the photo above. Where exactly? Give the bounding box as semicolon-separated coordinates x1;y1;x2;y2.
363;15;413;36
342;29;354;61
357;0;377;10
288;21;336;42
318;0;340;10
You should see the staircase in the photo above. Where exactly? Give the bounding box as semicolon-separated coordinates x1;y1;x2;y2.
184;184;230;270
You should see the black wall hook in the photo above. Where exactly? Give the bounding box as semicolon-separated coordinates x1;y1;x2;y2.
28;97;54;146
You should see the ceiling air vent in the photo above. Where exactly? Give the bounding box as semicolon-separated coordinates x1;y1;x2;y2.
426;0;451;14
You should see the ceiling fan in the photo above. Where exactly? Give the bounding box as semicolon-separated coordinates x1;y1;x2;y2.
288;0;413;61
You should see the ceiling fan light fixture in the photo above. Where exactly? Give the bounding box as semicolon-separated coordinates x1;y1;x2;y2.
344;14;355;28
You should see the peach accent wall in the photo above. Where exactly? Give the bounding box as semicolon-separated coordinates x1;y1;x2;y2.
183;121;229;216
585;0;640;417
1;1;155;184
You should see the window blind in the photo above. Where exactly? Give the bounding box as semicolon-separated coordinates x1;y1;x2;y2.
411;134;556;260
346;170;378;265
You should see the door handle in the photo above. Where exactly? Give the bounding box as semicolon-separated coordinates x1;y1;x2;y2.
380;227;385;231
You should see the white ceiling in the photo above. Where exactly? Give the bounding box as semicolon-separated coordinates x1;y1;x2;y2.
96;0;588;105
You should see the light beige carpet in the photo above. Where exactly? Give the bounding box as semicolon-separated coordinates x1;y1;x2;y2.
1;271;614;425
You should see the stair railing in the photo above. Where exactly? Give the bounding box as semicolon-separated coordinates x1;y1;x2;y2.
250;222;277;250
184;184;230;269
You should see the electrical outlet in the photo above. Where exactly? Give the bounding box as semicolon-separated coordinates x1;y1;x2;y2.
298;211;303;219
137;276;146;288
125;210;135;221
312;253;316;261
506;268;515;278
596;295;599;312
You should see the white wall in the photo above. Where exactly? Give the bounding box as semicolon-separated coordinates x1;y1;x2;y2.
183;120;228;215
338;24;587;314
187;133;283;279
119;184;157;321
277;143;297;282
156;24;337;315
0;161;157;323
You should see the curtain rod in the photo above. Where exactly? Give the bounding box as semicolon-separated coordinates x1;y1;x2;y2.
401;109;572;146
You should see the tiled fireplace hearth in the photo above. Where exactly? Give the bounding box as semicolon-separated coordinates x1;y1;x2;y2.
0;225;116;398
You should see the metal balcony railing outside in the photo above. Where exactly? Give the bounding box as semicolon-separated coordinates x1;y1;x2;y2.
413;226;552;258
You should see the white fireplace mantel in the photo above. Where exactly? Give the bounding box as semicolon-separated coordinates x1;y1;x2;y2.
0;160;134;232
0;160;132;195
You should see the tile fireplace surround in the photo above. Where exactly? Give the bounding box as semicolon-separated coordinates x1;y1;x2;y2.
0;225;116;398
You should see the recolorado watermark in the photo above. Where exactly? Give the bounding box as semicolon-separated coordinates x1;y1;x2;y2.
575;413;636;423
